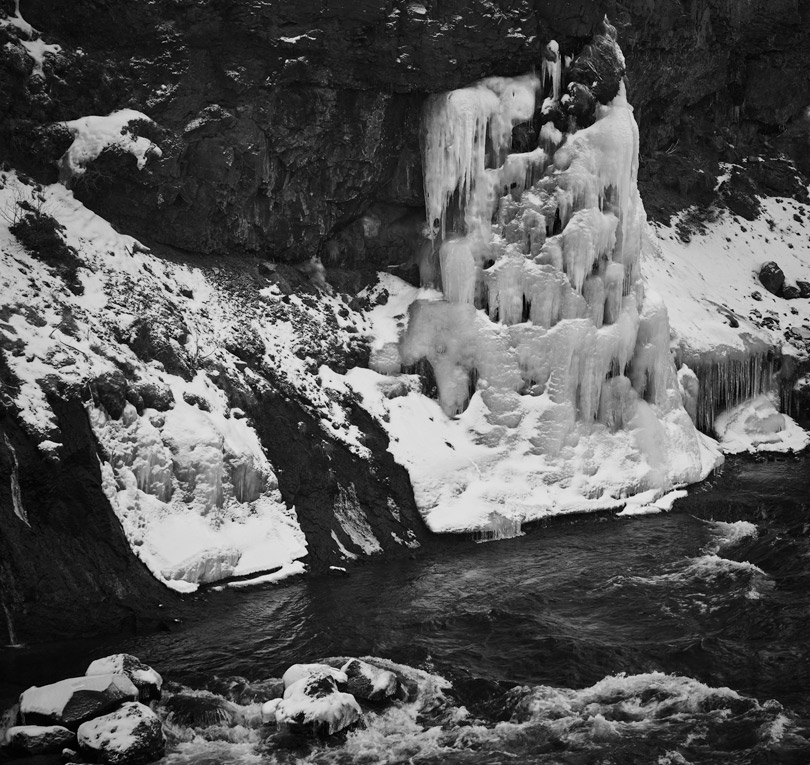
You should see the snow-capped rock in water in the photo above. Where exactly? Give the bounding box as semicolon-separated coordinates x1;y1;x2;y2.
3;724;75;755
264;670;361;736
348;23;721;535
19;675;139;728
77;701;164;765
86;654;163;702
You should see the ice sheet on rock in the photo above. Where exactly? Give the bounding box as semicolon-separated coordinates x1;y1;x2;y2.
60;109;162;179
714;394;809;454
89;392;307;592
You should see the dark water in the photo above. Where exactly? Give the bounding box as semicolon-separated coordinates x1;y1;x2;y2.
2;455;810;763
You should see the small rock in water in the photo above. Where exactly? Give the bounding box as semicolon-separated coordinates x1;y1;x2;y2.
4;724;75;754
20;674;139;728
86;654;163;702
164;691;236;728
77;701;164;765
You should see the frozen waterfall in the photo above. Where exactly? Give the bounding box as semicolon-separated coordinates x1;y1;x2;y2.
356;27;722;535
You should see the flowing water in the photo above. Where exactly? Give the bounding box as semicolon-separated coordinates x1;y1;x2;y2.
2;455;810;764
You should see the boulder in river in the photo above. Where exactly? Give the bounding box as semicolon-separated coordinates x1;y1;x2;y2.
20;674;139;728
164;691;236;728
3;724;75;754
77;701;164;765
86;654;163;702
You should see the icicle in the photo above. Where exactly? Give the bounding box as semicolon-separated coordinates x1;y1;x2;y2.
3;433;29;528
603;262;624;324
439;237;478;304
2;599;18;647
421;74;541;240
542;41;563;101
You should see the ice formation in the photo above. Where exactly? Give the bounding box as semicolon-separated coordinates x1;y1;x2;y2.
713;393;809;454
356;31;721;534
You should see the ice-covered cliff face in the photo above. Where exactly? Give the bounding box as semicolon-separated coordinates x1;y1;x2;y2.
347;30;721;535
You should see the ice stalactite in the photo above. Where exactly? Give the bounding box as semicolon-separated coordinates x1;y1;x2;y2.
381;23;721;533
3;433;29;527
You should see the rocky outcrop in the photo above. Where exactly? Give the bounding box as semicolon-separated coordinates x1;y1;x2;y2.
0;0;805;262
1;0;612;266
0;386;177;644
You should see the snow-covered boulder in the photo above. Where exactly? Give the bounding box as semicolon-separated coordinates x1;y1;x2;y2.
341;658;398;703
77;701;164;765
714;394;809;454
282;663;347;690
20;674;139;728
86;654;163;702
263;672;361;736
3;724;75;754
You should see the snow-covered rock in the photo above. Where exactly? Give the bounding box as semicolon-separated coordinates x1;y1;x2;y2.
86;655;163;702
77;701;164;765
714;394;809;454
19;674;139;727
59;110;162;180
262;672;361;736
3;724;75;754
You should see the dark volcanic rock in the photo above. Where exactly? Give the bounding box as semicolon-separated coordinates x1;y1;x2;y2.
759;262;785;295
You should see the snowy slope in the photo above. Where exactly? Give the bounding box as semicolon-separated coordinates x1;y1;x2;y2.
0;172;382;591
647;195;810;357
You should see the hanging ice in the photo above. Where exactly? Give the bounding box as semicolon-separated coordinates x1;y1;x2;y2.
356;21;723;536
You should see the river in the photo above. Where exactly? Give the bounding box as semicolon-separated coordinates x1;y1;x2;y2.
2;454;809;764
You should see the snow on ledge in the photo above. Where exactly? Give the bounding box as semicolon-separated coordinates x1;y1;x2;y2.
59;109;162;179
714;394;809;455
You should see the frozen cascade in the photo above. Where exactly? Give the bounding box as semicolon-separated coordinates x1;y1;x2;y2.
3;433;29;527
373;25;723;535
